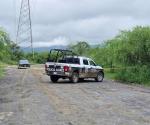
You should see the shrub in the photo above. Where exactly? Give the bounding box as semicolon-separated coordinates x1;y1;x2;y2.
115;65;150;85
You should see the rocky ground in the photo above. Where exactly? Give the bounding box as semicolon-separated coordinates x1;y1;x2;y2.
0;65;150;125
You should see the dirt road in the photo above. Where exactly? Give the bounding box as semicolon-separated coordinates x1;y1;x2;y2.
0;65;150;125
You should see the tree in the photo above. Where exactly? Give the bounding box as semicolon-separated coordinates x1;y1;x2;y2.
10;43;24;61
0;27;24;63
68;41;90;55
0;28;12;61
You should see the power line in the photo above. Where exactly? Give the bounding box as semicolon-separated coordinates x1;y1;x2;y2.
16;0;34;59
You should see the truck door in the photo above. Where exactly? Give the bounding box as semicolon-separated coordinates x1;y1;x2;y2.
82;59;90;78
89;60;97;77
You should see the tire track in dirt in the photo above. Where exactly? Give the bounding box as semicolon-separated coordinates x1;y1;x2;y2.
31;68;99;125
32;69;77;112
17;69;45;125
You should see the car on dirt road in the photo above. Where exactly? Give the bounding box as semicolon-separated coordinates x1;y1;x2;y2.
45;49;104;83
18;59;30;69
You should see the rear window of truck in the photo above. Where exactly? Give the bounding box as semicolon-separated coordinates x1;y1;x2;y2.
65;58;80;64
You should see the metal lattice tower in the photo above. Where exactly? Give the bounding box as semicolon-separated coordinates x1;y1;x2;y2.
16;0;34;58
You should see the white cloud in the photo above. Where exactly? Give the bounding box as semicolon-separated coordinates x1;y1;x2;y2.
33;36;69;48
0;0;150;47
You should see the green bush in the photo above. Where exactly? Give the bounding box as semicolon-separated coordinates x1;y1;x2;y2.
115;65;150;85
0;62;5;78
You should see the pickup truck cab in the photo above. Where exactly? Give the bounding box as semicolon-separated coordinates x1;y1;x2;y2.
45;49;104;83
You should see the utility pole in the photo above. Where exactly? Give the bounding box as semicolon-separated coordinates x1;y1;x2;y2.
16;0;34;59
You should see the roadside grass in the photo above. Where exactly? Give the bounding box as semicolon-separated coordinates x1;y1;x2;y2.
104;68;117;80
0;68;5;78
0;62;6;78
104;67;150;87
105;71;116;80
0;61;15;78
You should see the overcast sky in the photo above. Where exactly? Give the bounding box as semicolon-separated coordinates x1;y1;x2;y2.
0;0;150;47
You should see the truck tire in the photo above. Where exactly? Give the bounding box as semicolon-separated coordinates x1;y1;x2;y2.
70;72;79;83
95;71;104;82
50;75;59;83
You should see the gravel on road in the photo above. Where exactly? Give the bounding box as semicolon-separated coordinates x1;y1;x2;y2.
0;65;150;125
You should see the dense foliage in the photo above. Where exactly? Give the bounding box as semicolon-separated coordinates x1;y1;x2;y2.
68;41;90;55
0;28;23;64
70;26;150;84
25;52;48;64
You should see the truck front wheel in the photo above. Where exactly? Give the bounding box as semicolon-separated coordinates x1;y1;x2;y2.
50;75;59;83
95;72;104;82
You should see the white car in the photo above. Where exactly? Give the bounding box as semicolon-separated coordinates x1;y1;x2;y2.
18;60;30;69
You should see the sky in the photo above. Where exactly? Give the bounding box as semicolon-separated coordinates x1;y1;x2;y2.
0;0;150;48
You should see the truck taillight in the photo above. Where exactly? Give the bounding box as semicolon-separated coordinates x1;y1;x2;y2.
64;66;70;72
45;64;48;69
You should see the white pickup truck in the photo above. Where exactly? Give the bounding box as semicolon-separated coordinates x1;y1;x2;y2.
45;49;104;83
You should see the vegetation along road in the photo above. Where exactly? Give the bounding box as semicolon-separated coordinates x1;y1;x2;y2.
0;64;150;125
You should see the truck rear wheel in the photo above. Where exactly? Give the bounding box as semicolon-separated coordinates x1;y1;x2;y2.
50;75;59;83
70;72;79;83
